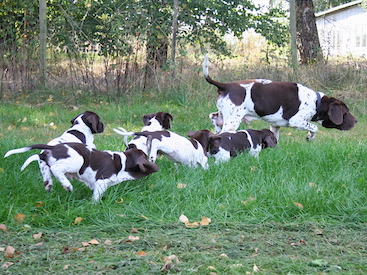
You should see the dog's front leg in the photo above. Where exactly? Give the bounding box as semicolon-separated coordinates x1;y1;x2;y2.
92;180;109;201
50;165;74;192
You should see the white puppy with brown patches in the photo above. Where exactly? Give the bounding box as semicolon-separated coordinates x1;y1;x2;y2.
4;143;158;201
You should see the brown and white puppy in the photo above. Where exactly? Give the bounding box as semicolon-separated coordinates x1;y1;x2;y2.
203;55;357;141
17;111;105;192
113;128;209;169
121;112;173;153
188;129;278;163
4;143;158;201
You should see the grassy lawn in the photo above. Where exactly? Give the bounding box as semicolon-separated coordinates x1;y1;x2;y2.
0;93;366;274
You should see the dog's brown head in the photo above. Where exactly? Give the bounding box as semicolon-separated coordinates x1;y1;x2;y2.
71;111;105;134
319;97;357;130
143;112;173;130
124;148;159;179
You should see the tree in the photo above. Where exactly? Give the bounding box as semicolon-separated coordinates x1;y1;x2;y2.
295;0;323;64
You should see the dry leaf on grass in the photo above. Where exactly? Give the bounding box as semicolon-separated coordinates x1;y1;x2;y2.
5;246;15;258
72;217;83;225
35;201;44;207
127;235;140;241
179;214;211;228
14;213;25;223
177;183;187;189
161;255;180;272
88;239;99;245
137;251;147;257
0;224;7;231
293;202;304;209
1;262;14;268
104;239;112;245
33;232;42;239
253;263;260;272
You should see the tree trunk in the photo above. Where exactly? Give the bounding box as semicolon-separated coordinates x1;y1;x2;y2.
144;36;168;88
295;0;323;64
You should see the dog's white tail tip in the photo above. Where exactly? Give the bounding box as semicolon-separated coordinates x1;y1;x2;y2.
203;54;209;77
21;154;40;171
4;147;30;158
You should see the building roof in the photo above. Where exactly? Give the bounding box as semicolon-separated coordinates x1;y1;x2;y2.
315;0;362;17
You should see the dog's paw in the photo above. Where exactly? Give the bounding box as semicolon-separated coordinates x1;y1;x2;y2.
62;185;73;192
44;182;53;192
306;131;316;141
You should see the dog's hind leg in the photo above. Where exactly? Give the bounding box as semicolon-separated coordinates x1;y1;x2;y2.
39;159;53;192
49;164;74;192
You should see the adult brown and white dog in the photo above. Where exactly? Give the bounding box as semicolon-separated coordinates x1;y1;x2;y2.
113;128;209;169
4;143;158;201
122;112;173;153
203;55;357;141
14;111;105;192
188;128;278;163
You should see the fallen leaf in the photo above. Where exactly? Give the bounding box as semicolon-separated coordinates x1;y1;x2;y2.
0;247;5;252
130;228;138;233
33;242;43;247
128;235;140;241
72;217;83;225
14;213;26;223
290;240;307;246
1;262;14;268
0;224;7;231
177;183;187;189
5;246;15;258
293;202;304;209
35;201;44;207
33;232;42;240
161;254;179;272
88;239;99;245
78;247;86;252
253;263;260;272
104;239;112;245
63;265;69;270
184;221;199;228
207;266;216;270
82;242;90;247
62;247;70;254
219;253;228;258
179;214;189;223
137;251;147;257
116;198;124;204
200;217;212;226
140;215;149;220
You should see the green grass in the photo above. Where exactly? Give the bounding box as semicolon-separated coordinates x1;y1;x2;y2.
1;96;367;274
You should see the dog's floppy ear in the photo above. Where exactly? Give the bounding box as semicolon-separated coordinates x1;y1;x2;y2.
327;102;344;125
85;112;105;133
263;135;278;149
161;113;173;129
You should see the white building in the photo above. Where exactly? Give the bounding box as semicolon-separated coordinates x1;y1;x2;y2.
316;0;367;57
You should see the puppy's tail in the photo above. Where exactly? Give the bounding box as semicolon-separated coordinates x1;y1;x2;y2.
4;144;53;159
202;54;228;91
20;154;40;171
203;54;210;82
113;127;135;147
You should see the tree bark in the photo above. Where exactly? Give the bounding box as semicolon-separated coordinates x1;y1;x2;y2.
295;0;323;64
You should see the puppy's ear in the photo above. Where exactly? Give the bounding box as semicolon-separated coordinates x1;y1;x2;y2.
263;135;278;149
162;113;173;129
87;114;105;133
328;102;344;125
211;136;222;146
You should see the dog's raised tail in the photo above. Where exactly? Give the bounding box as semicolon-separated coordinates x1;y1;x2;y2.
20;154;40;171
203;54;228;91
4;144;53;159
